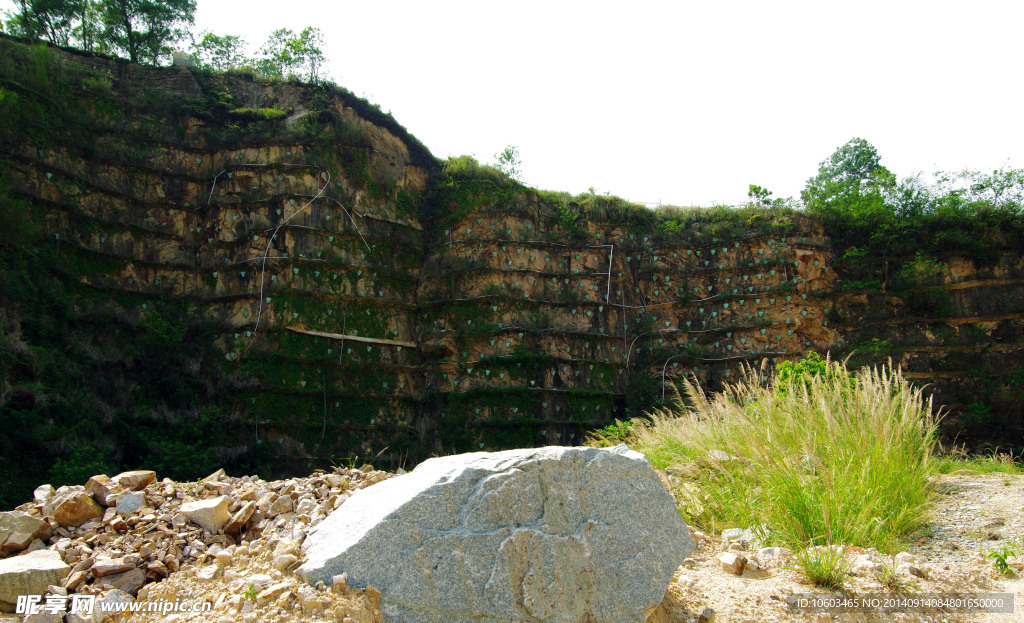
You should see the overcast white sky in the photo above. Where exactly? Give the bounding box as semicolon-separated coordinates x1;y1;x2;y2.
7;0;1023;206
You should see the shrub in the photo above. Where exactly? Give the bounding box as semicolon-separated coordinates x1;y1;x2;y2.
586;418;638;447
228;107;289;121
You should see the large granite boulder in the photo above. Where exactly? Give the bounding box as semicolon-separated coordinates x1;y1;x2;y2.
299;445;693;623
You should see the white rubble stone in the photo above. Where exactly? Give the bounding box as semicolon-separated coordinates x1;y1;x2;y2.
84;475;122;507
295;497;317;515
0;550;70;612
32;485;54;505
852;560;884;576
324;474;346;488
266;495;293;518
113;491;146;515
203;468;226;483
757;547;793;558
111;470;156;491
0;512;51;555
720;525;767;550
719;551;747;575
299;445;693;623
91;555;133;578
180;496;230;534
197;565;219;581
273;554;298;571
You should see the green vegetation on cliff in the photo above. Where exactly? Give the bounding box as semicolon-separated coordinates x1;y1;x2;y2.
806;138;1024;446
805;137;1024;264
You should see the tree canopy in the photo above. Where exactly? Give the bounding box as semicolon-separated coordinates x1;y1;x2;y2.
4;0;195;63
98;0;195;64
254;27;326;83
5;0;85;47
189;30;246;72
4;1;332;82
493;145;522;181
803;138;1024;263
802;138;895;209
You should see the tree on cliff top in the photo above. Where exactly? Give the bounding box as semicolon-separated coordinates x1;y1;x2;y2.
493;145;522;181
802;137;898;253
98;0;195;64
188;30;246;72
4;0;194;63
802;137;895;209
254;27;326;83
4;0;85;46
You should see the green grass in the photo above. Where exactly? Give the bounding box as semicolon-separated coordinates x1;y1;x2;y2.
878;560;917;593
933;450;1024;475
794;546;852;591
605;355;941;553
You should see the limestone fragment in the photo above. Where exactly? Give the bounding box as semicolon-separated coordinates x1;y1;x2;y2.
224;501;255;535
266;495;293;517
273;553;298;571
90;555;133;577
84;475;123;506
719;551;747;575
44;491;103;528
111;470;157;491
105;567;146;595
756;547;793;558
112;491;146;515
0;550;70;612
32;485;54;505
179;496;229;533
0;511;51;555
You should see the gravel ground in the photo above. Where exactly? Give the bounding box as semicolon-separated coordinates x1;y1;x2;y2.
648;472;1024;623
5;471;1024;623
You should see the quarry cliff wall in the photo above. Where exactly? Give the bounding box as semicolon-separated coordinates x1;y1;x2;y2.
1;38;1021;502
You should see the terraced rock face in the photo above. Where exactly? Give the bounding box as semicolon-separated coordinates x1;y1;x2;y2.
828;255;1024;439
0;38;435;499
1;38;1021;501
418;191;838;449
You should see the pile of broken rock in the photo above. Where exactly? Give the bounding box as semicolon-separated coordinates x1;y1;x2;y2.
0;466;393;621
0;445;693;623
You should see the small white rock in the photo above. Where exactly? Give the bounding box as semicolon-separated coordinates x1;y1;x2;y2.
718;551;747;575
757;547;793;558
273;554;298;572
894;551;920;564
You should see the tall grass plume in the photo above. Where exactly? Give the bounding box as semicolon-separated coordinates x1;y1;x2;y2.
604;354;939;553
